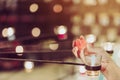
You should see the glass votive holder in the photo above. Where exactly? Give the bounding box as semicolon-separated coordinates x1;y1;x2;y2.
85;53;102;77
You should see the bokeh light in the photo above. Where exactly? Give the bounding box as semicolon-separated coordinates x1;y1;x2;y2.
116;0;120;4
83;13;95;26
53;4;63;13
91;24;101;36
98;0;108;5
54;25;68;40
71;15;82;24
2;28;8;37
106;28;118;42
72;0;81;4
43;0;53;3
29;3;39;13
7;27;15;37
101;42;114;51
15;45;24;53
54;25;67;35
31;27;41;37
86;34;96;43
113;13;120;26
79;66;86;74
24;61;34;72
15;45;24;56
98;13;110;26
71;25;81;36
83;0;97;6
49;43;59;51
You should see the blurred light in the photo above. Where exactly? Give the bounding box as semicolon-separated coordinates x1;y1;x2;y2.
70;15;81;24
98;35;107;43
91;24;101;36
98;0;108;5
24;61;34;72
98;13;110;26
43;0;53;3
2;28;8;37
113;13;120;26
101;42;114;51
6;0;17;11
86;34;96;43
71;25;81;36
15;45;24;56
49;43;59;50
54;25;68;40
63;0;71;3
7;27;15;37
8;35;16;41
31;27;41;37
53;4;63;13
83;13;95;26
79;66;86;74
106;28;118;41
116;0;120;4
29;3;39;13
2;27;15;41
83;0;97;6
54;25;67;35
58;26;67;34
72;0;81;4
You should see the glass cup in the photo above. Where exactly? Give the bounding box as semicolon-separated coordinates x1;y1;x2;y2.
84;53;102;77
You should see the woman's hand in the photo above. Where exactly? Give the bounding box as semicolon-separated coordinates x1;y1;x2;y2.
72;36;120;80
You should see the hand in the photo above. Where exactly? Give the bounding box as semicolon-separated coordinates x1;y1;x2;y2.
72;42;120;80
72;43;110;69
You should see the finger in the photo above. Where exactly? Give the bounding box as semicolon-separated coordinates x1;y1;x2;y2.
101;61;109;72
72;47;80;58
80;49;87;64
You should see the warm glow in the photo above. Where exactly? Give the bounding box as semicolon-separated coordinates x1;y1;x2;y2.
98;35;107;43
116;0;120;4
53;4;63;13
15;45;24;53
71;15;81;24
98;13;109;26
113;13;120;26
98;0;108;5
31;27;41;37
43;0;53;3
54;25;67;35
83;0;97;6
71;25;81;36
2;28;8;37
58;26;67;34
79;66;86;74
7;27;15;37
83;13;95;26
86;34;96;43
106;28;117;41
91;24;101;36
24;61;34;72
72;0;81;4
101;42;114;51
49;43;59;50
29;3;39;13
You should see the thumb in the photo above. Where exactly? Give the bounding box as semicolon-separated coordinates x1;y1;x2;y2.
80;49;87;64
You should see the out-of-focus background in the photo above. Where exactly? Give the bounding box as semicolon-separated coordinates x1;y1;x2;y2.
0;0;120;80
